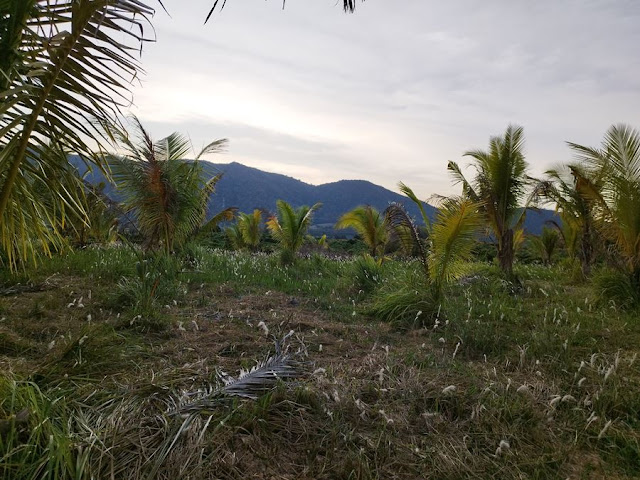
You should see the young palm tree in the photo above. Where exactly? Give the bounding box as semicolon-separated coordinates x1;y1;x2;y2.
266;200;322;264
428;197;484;294
226;209;264;251
447;124;530;277
568;124;640;287
385;184;482;297
239;209;264;251
111;117;234;254
529;226;560;265
335;205;388;258
534;163;603;275
0;0;153;270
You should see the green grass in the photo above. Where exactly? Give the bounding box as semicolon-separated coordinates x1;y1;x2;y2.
1;246;639;479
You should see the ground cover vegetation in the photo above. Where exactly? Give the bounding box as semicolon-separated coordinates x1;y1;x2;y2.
1;1;640;478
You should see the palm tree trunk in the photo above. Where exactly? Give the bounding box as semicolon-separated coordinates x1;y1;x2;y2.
498;229;515;277
579;219;593;277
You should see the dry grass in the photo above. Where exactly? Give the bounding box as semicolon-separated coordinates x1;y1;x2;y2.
1;249;639;479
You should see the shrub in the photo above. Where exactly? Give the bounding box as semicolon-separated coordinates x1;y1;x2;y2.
351;254;384;294
594;269;640;310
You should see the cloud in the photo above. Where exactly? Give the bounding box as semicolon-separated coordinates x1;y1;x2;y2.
128;0;640;199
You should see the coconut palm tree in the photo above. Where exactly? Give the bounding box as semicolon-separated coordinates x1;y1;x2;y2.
266;200;322;264
335;205;388;258
529;226;560;265
534;163;603;275
385;184;482;297
568;124;640;287
447;125;530;277
226;209;264;251
111;117;234;254
0;0;153;270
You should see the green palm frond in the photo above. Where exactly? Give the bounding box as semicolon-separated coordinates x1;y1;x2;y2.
200;207;237;234
429;197;482;291
240;209;264;249
0;0;154;270
529;226;560;264
454;124;529;276
531;162;603;274
226;209;264;250
267;200;321;259
335;205;387;257
398;182;432;234
194;139;229;160
568;124;640;277
111;117;230;252
447;161;479;203
225;223;245;250
384;202;429;277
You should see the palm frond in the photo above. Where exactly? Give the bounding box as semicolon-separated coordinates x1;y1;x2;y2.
384;202;429;276
398;182;432;234
335;205;387;257
455;125;529;276
447;161;479;202
194;138;229;160
568;123;640;276
111;117;231;252
200;207;238;234
0;0;154;269
429;197;482;290
171;338;303;413
238;209;264;249
267;200;321;257
205;0;361;23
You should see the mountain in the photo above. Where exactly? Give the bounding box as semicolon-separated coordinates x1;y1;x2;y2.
70;158;558;236
200;162;438;231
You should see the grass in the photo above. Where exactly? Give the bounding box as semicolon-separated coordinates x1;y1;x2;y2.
1;246;639;479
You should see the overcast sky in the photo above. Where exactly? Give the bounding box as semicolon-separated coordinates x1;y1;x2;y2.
128;0;640;198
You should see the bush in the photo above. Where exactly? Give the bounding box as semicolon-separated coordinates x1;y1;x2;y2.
351;254;384;294
115;253;183;329
368;274;440;330
594;269;640;310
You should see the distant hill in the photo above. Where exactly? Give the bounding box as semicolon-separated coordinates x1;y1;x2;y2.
70;157;558;237
200;162;438;234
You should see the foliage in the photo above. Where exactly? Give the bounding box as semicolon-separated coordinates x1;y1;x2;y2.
111;117;234;254
448;125;531;276
0;0;153;270
2;247;640;478
534;163;602;275
368;271;440;329
62;181;119;246
335;205;388;258
351;253;384;293
266;200;322;264
593;268;640;310
226;209;264;251
529;226;561;265
568;124;640;291
0;338;303;480
385;185;482;297
115;251;182;329
206;0;361;23
429;196;484;291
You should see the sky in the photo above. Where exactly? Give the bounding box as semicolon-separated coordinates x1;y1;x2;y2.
127;0;640;198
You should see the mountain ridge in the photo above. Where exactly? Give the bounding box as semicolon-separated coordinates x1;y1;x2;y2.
71;157;557;236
